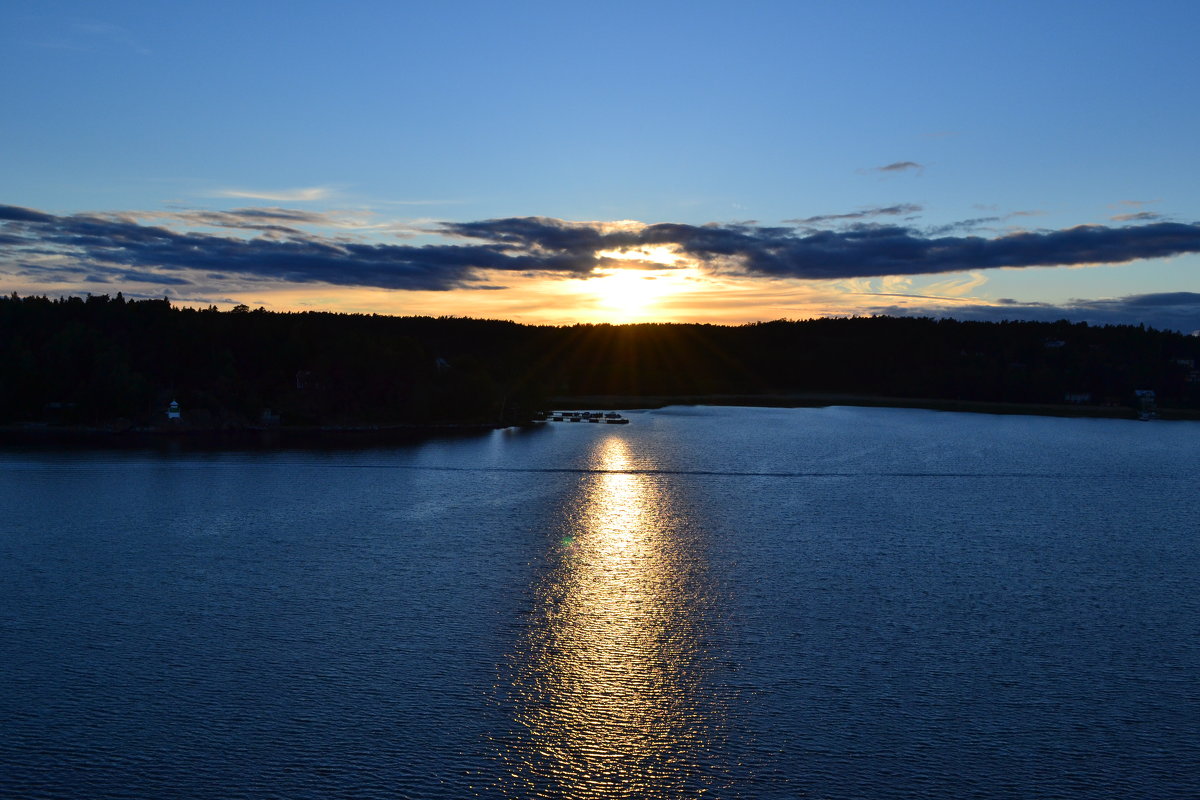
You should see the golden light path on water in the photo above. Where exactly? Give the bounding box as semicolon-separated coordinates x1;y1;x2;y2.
501;436;723;798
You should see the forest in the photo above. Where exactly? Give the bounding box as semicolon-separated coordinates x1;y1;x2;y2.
2;292;1198;430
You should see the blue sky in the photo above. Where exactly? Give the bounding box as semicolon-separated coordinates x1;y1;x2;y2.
3;1;1198;330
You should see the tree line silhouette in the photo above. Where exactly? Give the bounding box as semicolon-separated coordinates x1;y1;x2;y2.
2;292;1197;428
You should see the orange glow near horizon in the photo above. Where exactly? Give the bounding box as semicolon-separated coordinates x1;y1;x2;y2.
126;263;1002;326
160;274;926;324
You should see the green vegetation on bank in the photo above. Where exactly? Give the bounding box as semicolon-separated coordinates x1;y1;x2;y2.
2;293;1198;429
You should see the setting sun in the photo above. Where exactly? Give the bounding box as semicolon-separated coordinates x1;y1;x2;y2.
591;269;661;320
577;263;705;323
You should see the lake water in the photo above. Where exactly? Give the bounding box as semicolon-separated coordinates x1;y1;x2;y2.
2;406;1198;799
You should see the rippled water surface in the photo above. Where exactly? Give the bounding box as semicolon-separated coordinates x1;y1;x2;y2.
2;407;1198;799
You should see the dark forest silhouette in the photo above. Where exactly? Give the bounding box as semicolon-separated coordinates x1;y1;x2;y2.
2;292;1198;429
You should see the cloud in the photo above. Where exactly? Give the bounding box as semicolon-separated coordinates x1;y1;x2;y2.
1111;211;1164;223
925;209;1045;235
925;216;1004;235
866;291;1200;332
872;161;923;173
193;207;331;225
214;187;334;202
0;206;56;224
4;204;1200;298
111;268;193;285
155;207;431;239
445;216;1200;281
0;204;587;292
784;204;923;226
133;207;361;240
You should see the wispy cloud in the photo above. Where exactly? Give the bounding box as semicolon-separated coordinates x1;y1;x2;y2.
870;161;924;174
926;209;1046;235
213;187;334;203
1111;211;1164;223
922;271;990;298
130;207;385;239
785;204;922;227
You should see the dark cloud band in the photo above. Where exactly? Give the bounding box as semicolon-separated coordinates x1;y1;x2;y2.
3;204;1199;294
0;205;587;291
443;216;1200;280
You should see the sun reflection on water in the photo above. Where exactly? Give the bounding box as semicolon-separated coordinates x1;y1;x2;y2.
500;436;722;798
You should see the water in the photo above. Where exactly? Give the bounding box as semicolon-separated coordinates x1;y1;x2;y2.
1;406;1197;799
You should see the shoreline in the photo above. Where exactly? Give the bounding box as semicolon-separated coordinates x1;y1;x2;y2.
0;421;507;448
3;394;1196;448
550;393;1200;421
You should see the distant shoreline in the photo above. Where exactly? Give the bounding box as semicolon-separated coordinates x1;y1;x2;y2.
0;422;505;448
551;394;1200;421
3;395;1197;448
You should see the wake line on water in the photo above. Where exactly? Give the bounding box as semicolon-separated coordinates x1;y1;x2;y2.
333;464;1103;480
5;463;1151;481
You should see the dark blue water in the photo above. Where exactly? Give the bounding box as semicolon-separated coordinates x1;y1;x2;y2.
2;406;1198;799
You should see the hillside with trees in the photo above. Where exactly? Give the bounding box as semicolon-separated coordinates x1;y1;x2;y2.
2;293;1198;431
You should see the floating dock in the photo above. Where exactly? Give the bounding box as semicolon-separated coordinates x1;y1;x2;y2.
545;411;630;424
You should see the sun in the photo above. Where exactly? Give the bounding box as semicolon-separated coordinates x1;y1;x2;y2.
588;268;670;321
577;245;694;322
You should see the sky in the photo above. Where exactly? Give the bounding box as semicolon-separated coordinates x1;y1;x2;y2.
3;0;1199;331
